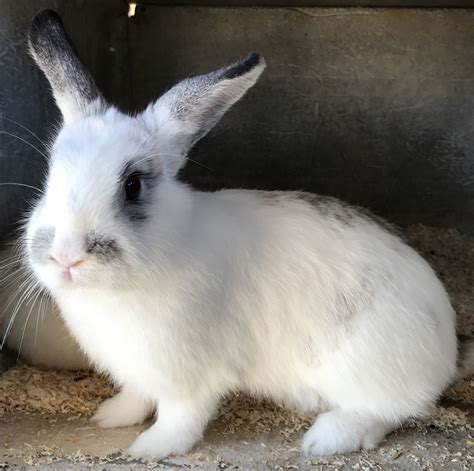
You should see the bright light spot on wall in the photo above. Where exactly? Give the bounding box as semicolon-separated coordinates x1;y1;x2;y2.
128;2;137;18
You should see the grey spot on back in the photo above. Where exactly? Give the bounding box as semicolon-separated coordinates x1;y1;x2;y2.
297;192;383;228
85;232;121;262
30;227;55;263
262;191;400;330
334;270;379;325
260;190;399;234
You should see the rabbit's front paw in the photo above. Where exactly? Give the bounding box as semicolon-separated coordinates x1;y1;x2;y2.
128;422;198;460
302;410;390;456
128;395;216;459
93;387;153;428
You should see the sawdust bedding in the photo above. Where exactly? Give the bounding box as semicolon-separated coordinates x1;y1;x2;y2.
0;224;473;468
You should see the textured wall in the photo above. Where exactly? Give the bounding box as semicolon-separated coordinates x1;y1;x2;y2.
0;2;473;235
141;1;474;5
130;6;474;233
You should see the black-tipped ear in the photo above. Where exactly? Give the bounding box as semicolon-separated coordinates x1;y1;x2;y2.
148;53;266;176
28;10;105;123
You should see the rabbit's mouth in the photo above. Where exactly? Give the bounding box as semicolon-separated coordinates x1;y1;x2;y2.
30;256;89;289
57;259;84;283
31;255;116;292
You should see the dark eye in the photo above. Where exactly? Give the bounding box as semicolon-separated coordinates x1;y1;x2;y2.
124;174;141;201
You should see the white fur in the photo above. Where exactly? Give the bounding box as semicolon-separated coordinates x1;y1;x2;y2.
92;386;153;428
23;47;459;459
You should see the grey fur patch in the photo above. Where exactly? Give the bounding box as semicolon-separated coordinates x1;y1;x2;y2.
117;158;160;222
297;193;380;227
261;191;398;234
30;227;55;263
121;203;149;221
28;10;104;118
336;292;357;320
124;206;148;221
170;53;263;120
218;53;263;80
85;232;121;262
163;53;264;151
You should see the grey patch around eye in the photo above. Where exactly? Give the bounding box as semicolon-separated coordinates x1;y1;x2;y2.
85;233;121;262
125;207;149;221
30;227;55;263
117;160;160;223
117;186;150;222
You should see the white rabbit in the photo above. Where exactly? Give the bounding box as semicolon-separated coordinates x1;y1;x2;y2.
23;10;472;459
0;245;88;370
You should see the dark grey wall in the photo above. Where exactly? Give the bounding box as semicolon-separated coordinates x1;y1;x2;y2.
1;1;473;235
141;1;474;5
130;6;474;233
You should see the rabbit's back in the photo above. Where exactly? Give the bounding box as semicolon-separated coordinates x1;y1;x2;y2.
204;189;457;413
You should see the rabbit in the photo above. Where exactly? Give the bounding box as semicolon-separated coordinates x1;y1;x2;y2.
22;10;472;459
0;244;89;370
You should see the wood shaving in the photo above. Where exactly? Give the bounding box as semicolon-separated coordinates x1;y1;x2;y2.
0;366;114;415
404;224;474;336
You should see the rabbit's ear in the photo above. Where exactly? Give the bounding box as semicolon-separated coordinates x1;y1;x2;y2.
148;53;266;176
28;10;105;123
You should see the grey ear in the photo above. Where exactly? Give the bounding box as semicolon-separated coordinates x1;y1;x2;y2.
28;10;105;123
149;53;266;176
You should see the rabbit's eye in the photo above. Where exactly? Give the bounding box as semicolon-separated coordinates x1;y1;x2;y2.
124;174;141;201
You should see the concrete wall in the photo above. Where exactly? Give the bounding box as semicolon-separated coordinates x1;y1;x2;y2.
1;1;473;235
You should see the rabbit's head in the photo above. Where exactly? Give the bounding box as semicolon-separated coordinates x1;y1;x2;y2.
25;10;265;291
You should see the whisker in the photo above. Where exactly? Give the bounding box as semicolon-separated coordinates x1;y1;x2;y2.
38;289;50;329
152;152;214;172
0;130;49;160
17;281;41;359
129;155;154;169
1;274;36;349
0;182;43;194
0;267;27;286
34;289;42;346
0;116;47;147
0;259;22;271
130;152;214;172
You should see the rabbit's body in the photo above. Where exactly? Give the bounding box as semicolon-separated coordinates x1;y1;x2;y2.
54;185;456;455
23;10;466;459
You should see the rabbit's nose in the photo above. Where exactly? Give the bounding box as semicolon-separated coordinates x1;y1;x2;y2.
49;251;84;269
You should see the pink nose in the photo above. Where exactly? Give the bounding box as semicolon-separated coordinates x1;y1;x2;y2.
49;252;84;269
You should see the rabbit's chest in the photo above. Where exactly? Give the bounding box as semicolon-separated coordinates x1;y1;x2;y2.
57;291;185;396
